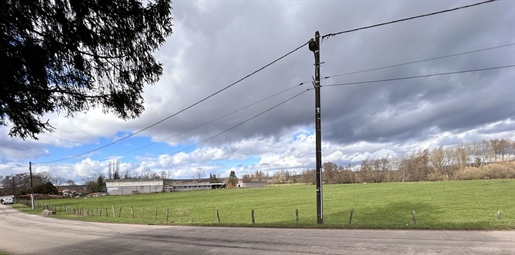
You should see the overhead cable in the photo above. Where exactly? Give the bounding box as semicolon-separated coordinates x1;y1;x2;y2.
35;41;310;164
161;89;310;157
322;0;498;40
117;84;306;157
298;43;514;86
323;65;515;87
325;43;515;79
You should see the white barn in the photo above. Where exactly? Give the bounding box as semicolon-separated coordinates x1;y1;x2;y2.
106;179;164;195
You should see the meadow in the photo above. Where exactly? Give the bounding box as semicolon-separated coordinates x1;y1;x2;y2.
15;179;515;230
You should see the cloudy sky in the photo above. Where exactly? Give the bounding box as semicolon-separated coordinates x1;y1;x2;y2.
1;0;514;183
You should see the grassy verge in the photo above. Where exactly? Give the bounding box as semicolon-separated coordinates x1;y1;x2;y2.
16;179;515;230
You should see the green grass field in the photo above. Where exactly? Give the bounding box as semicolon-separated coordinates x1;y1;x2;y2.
14;179;515;229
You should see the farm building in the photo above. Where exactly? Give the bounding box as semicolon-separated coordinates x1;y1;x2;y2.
106;179;164;195
164;182;226;192
237;181;267;188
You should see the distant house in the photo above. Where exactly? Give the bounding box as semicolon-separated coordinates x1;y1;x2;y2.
164;182;226;192
237;181;267;188
106;179;164;195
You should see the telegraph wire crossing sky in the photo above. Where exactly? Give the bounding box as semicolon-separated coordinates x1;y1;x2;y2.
1;0;513;182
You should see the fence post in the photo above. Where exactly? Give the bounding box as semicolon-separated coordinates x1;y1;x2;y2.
296;209;299;222
118;207;123;218
251;210;255;224
216;210;220;223
106;207;109;217
189;208;193;223
141;207;145;220
131;207;134;219
411;210;416;224
112;205;116;218
497;211;502;220
349;209;354;225
155;207;158;221
166;208;169;222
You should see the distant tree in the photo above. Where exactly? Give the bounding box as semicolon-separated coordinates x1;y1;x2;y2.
241;174;252;183
160;170;170;179
195;168;204;182
66;179;75;186
113;168;121;180
96;175;106;192
33;182;58;194
138;167;158;179
107;161;113;180
84;181;98;193
108;159;121;179
430;147;446;176
51;176;64;190
227;171;238;187
1;0;173;139
209;174;220;183
123;169;130;179
298;169;315;184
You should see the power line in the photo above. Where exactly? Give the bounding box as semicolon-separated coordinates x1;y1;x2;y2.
116;84;306;157
325;43;515;79
35;41;310;164
162;89;310;158
323;65;515;87
322;0;498;40
298;43;514;86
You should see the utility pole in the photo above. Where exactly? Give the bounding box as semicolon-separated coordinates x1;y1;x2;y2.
29;161;34;210
309;31;323;224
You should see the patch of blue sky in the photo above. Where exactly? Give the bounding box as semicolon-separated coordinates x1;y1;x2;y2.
37;132;196;164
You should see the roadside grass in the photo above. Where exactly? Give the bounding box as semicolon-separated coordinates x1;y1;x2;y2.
15;179;515;230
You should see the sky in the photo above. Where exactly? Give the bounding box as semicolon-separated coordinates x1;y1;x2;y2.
1;0;514;183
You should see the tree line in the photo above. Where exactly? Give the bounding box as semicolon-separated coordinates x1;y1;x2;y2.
2;139;513;195
246;139;515;185
307;139;515;184
0;171;64;196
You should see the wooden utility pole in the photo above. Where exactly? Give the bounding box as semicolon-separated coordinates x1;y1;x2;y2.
309;31;323;224
29;161;35;210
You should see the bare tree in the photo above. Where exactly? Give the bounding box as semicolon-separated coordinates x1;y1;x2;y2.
195;168;205;182
51;176;64;191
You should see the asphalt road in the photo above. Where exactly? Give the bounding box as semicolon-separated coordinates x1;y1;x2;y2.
0;205;513;255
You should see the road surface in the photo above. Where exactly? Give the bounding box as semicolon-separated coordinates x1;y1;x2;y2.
0;205;513;254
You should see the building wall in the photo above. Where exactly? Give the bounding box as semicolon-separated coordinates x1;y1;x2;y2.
166;183;226;192
238;182;267;188
106;180;163;195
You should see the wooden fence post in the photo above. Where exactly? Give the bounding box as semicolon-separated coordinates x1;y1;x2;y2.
411;210;416;224
497;211;502;220
118;207;123;218
105;207;109;217
155;207;158;221
141;207;145;220
112;205;116;218
251;210;255;224
295;209;299;222
131;207;134;219
166;208;169;222
189;208;193;223
216;210;221;223
349;209;354;225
